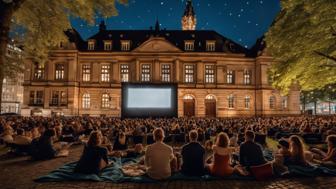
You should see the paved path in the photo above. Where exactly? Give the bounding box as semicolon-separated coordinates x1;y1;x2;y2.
0;145;335;189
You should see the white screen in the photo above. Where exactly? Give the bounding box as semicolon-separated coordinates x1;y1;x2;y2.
127;88;171;108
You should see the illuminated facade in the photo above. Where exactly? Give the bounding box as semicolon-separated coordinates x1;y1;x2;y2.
21;5;300;117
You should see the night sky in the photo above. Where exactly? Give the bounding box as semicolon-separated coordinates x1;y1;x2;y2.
71;0;281;48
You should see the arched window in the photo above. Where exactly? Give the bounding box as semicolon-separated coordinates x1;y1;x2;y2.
101;94;110;108
269;96;276;109
82;93;90;109
228;94;235;109
205;94;216;100
183;94;194;100
282;96;288;109
245;96;251;109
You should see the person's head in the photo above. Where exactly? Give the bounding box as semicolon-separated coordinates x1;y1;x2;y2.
87;131;103;147
216;132;229;148
153;128;165;142
189;130;198;142
205;140;213;150
16;128;24;136
326;135;336;149
134;143;144;153
43;128;56;139
278;139;289;151
245;130;255;142
289;135;306;163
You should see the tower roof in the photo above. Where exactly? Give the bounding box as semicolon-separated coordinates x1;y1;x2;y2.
183;0;195;17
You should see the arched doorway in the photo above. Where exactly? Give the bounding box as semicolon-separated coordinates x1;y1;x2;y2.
183;94;195;117
205;95;216;117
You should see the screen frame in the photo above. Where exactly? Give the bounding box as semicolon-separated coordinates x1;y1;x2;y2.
121;83;178;118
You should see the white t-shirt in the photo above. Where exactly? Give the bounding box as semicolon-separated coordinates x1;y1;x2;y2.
145;142;174;180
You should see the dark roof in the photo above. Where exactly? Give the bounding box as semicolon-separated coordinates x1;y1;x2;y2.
247;36;266;57
66;26;250;55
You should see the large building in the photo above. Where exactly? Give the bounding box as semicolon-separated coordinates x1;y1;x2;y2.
22;1;300;117
2;42;24;114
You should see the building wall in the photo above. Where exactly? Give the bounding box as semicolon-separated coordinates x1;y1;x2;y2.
22;38;301;117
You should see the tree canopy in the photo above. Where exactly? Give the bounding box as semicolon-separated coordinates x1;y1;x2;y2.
265;0;336;93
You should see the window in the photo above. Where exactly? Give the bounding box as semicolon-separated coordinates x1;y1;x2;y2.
88;40;95;50
101;65;110;82
227;70;235;84
243;69;251;85
228;94;235;109
101;94;110;108
29;91;43;105
282;96;288;109
161;64;171;82
82;94;90;109
51;91;67;106
120;64;129;82
206;95;216;100
184;41;194;51
55;64;65;80
82;64;91;82
104;41;112;51
121;40;130;51
183;94;194;100
205;65;215;83
141;64;151;82
245;96;251;109
34;63;45;80
185;65;194;83
269;96;276;109
206;41;216;51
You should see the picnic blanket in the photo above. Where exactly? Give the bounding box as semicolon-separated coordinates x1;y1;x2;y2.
35;155;336;183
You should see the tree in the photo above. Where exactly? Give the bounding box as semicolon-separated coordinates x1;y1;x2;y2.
0;0;127;112
265;0;336;93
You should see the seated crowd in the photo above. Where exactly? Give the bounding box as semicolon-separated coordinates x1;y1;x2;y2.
0;115;336;180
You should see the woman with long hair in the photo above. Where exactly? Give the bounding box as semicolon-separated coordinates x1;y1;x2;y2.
287;135;308;166
207;132;247;177
74;131;110;174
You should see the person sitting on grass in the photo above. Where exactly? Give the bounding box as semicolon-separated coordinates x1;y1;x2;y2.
181;130;205;176
207;132;247;177
286;135;309;166
311;135;336;168
145;128;177;180
74;131;111;175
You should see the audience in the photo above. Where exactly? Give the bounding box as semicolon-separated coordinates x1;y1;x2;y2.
145;128;176;180
181;130;205;176
75;131;110;174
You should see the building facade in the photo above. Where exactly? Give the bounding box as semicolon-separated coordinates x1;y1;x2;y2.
22;1;300;117
2;42;24;114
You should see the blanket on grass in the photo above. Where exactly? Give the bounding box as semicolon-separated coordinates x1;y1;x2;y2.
35;154;336;183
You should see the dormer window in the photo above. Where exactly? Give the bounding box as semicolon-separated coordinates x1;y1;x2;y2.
121;40;130;51
184;41;194;51
104;40;112;51
206;41;216;51
88;40;95;50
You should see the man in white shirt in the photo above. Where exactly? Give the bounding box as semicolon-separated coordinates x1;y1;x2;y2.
145;128;176;180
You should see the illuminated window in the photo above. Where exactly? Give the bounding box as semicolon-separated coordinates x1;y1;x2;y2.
205;65;215;83
82;64;91;82
120;64;129;82
82;93;90;109
34;63;45;80
185;65;194;83
101;65;110;82
141;64;151;82
227;70;235;84
161;64;171;82
243;69;251;85
245;96;251;109
184;41;194;51
121;40;130;51
101;94;110;108
104;41;112;51
206;95;216;100
88;40;95;50
183;94;194;100
282;96;288;109
206;41;216;51
55;64;65;80
228;94;235;109
269;96;276;109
